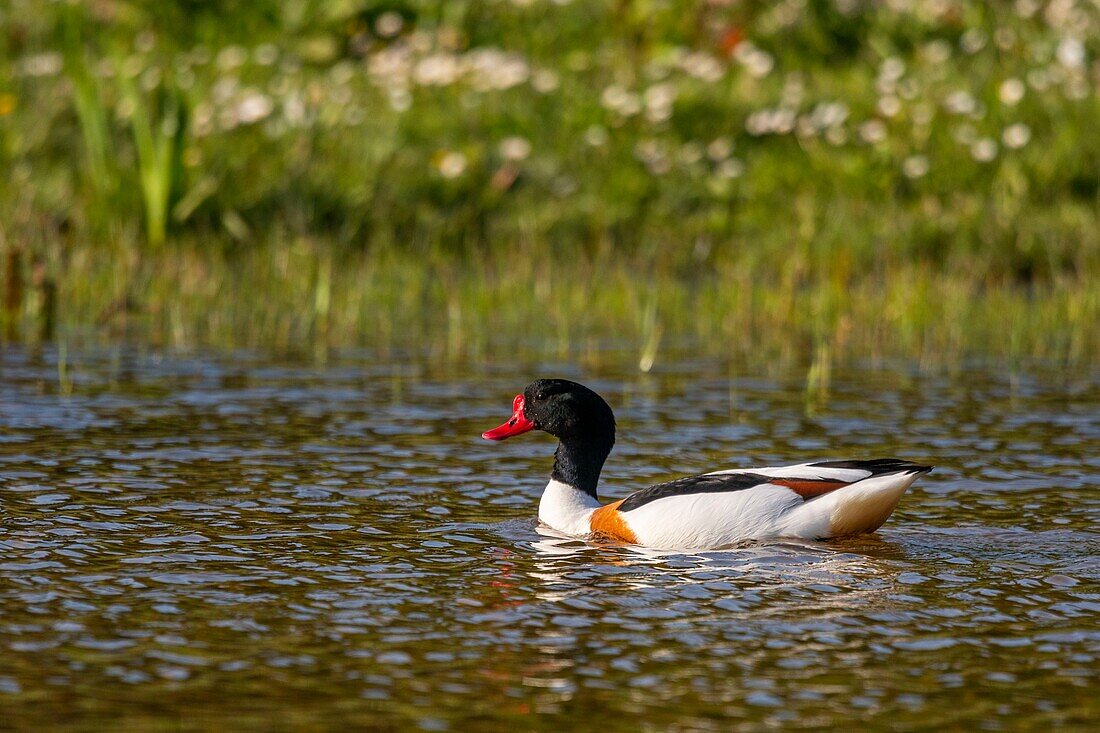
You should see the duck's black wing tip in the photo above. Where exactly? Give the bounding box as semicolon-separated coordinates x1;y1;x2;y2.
810;458;934;475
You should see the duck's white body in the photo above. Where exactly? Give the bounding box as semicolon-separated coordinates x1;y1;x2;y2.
538;461;928;550
484;378;931;551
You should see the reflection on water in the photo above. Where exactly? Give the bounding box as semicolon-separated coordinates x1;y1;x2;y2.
0;346;1096;730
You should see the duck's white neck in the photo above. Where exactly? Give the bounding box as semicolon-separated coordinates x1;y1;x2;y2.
538;479;600;536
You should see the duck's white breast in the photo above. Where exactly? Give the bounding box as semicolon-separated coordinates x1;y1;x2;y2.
537;479;600;536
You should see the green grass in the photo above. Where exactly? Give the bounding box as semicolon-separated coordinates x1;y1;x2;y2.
4;233;1093;370
0;1;1097;365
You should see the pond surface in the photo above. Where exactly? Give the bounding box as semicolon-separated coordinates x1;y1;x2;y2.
0;346;1097;731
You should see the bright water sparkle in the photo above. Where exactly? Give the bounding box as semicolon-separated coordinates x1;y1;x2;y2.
0;347;1097;730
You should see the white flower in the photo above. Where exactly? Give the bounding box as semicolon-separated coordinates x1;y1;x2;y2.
971;138;998;162
682;51;725;82
902;156;929;178
781;76;804;107
236;90;274;124
212;77;238;103
643;83;676;123
716;158;744;179
706;137;732;162
601;85;641;116
859;119;887;144
733;42;773;79
192;102;214;136
369;47;413;87
18;52;63;77
584;125;609;147
880;57;905;82
140;67;161;92
643;83;675;110
825;127;847;146
255;44;279;66
532;69;559;93
809;101;849;129
995;27;1017;50
437;151;467;179
330;61;355;86
1002;123;1031;149
498;137;531;162
216;46;247;71
466;49;529;91
945;90;976;115
389;88;412;112
679;142;704;165
772;109;796;134
1065;77;1089;101
746;108;795;136
601;84;627;111
878;95;901;118
795;116;818;139
998;78;1025;105
923;40;952;64
960;29;986;54
1015;0;1039;19
1056;37;1085;69
375;12;404;39
415;54;460;86
633;138;665;167
283;93;305;125
1027;69;1050;91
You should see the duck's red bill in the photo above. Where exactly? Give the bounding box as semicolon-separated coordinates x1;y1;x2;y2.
482;394;535;440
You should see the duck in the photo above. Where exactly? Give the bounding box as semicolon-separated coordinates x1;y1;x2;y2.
482;378;932;550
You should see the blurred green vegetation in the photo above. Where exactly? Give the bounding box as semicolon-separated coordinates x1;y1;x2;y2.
0;0;1097;364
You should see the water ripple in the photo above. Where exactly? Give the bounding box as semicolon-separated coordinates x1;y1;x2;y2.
0;346;1096;729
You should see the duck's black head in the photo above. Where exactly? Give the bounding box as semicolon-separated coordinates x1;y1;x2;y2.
482;378;616;499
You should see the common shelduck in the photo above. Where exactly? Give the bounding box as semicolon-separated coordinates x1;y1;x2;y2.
482;379;932;550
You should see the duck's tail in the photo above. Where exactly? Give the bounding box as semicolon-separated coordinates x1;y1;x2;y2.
779;460;932;539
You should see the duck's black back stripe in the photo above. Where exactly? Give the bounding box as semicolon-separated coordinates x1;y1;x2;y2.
616;459;933;513
618;472;773;512
810;458;933;475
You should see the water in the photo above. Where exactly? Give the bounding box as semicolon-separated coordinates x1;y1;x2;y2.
1;346;1096;730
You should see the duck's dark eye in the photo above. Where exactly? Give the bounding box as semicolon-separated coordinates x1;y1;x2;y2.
536;391;546;401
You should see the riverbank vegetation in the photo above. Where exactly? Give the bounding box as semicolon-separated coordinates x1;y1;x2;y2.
1;0;1097;365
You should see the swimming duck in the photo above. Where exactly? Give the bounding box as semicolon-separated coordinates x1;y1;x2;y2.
482;379;932;550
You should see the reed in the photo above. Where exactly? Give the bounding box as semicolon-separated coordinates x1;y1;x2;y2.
63;40;115;202
119;76;188;248
5;232;1088;368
